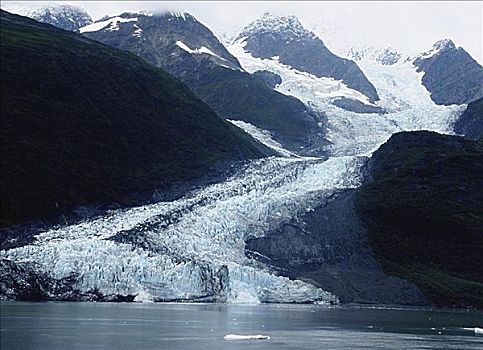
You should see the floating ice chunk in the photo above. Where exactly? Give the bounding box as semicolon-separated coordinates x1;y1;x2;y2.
224;334;270;340
462;327;483;334
134;290;154;303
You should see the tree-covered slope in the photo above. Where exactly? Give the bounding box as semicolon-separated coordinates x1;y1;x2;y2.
0;10;270;227
355;131;483;307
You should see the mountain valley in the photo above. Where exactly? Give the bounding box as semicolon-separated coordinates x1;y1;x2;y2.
0;5;482;308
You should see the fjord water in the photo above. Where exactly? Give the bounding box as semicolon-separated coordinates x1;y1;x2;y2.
1;302;482;349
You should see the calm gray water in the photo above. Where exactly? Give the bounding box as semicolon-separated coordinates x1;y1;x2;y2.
1;302;482;349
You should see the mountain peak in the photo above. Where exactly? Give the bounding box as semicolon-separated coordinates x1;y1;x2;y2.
416;38;457;60
414;38;483;105
165;11;197;22
28;4;92;31
433;38;456;51
237;13;311;41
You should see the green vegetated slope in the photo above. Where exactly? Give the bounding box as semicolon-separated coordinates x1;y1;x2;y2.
0;10;270;227
355;131;483;308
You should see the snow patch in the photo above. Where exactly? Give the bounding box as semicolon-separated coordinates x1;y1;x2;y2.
170;12;189;21
176;41;224;60
132;24;142;37
80;16;138;33
176;41;239;70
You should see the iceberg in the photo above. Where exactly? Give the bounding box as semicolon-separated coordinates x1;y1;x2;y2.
224;334;270;340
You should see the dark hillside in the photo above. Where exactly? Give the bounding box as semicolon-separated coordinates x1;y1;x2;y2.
0;10;270;227
355;131;483;307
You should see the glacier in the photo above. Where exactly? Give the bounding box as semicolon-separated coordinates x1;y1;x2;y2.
2;156;363;303
227;39;464;156
0;25;466;304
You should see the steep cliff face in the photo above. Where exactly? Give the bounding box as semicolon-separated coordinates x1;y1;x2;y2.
414;39;483;105
454;98;483;139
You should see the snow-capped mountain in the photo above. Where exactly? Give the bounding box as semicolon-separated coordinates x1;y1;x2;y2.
227;25;463;156
27;4;92;31
81;11;241;72
235;13;379;103
416;38;455;60
0;9;336;304
81;11;327;156
413;39;483;105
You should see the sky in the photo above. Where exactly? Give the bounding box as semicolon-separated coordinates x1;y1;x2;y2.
2;1;482;63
